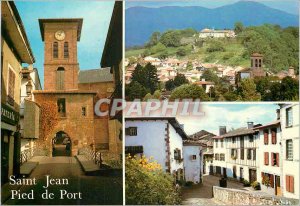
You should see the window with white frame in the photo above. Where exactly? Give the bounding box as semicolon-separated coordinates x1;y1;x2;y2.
286;107;293;127
286;139;293;160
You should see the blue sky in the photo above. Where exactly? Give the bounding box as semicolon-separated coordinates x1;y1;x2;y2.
177;103;279;135
126;0;299;15
16;1;114;87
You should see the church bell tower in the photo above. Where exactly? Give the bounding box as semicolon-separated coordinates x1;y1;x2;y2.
39;18;83;90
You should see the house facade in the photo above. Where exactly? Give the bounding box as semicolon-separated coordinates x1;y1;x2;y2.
212;126;227;176
256;119;282;196
1;1;35;184
213;123;259;183
20;66;42;161
199;28;236;38
280;104;299;199
125;117;187;181
183;140;203;183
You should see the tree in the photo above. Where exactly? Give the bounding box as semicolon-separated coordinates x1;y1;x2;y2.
234;22;244;34
160;30;181;47
126;81;149;101
238;79;261;101
201;69;219;84
126;155;181;205
206;41;225;52
131;64;146;85
146;31;161;47
280;77;299;100
170;84;210;101
174;73;189;87
143;93;152;101
144;63;159;94
176;47;187;56
153;90;162;99
165;79;176;91
186;61;193;70
150;42;166;54
130;63;159;95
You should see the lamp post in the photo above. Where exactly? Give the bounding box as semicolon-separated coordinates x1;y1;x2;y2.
26;81;33;96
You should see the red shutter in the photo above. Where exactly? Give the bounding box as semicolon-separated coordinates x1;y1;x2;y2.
270;174;274;188
264;132;268;144
286;175;290;192
276;153;279;167
271;153;274;166
264;152;269;165
290;176;294;193
271;130;277;144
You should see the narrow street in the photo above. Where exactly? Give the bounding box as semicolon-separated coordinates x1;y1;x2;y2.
4;156;122;205
181;175;245;205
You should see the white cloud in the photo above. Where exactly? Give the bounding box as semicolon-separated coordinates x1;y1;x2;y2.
177;104;278;135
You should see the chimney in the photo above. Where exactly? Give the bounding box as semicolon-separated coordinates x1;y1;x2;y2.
219;126;227;135
247;122;254;129
288;67;295;77
276;109;280;120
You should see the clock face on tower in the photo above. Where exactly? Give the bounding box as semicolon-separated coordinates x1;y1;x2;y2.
55;30;65;41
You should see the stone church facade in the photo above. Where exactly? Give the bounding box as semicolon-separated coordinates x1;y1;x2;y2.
33;18;121;158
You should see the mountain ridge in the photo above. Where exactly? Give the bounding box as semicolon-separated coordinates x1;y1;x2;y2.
126;1;299;47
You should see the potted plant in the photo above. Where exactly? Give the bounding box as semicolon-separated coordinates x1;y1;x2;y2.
251;181;261;190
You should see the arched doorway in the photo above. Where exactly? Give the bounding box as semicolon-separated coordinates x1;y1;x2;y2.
52;131;71;156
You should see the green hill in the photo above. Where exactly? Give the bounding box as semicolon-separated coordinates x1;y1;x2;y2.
126;24;299;73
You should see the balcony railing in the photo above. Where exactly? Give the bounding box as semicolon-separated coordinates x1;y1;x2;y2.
79;147;103;166
78;147;122;169
20;147;36;165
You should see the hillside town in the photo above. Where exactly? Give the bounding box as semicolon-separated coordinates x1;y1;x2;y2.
125;104;299;205
125;53;297;92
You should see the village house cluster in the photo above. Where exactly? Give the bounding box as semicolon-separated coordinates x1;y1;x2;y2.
1;1;122;184
211;104;299;199
125;53;297;95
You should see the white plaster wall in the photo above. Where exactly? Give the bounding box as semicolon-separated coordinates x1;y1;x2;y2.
183;145;201;183
125;120;167;170
169;124;184;172
213;138;227;175
281;104;299;199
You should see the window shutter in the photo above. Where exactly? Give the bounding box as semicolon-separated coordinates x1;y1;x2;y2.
264;152;269;165
264;132;268;144
290;176;294;193
270;174;274;188
271;153;274;166
261;172;264;183
276;153;279;167
271;130;276;144
286;175;290;192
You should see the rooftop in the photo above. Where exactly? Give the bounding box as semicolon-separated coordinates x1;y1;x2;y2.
2;2;35;64
78;68;113;84
38;18;83;41
125;117;188;139
220;127;256;138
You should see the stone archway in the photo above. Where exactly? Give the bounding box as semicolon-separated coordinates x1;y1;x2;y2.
46;127;79;157
52;131;71;156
